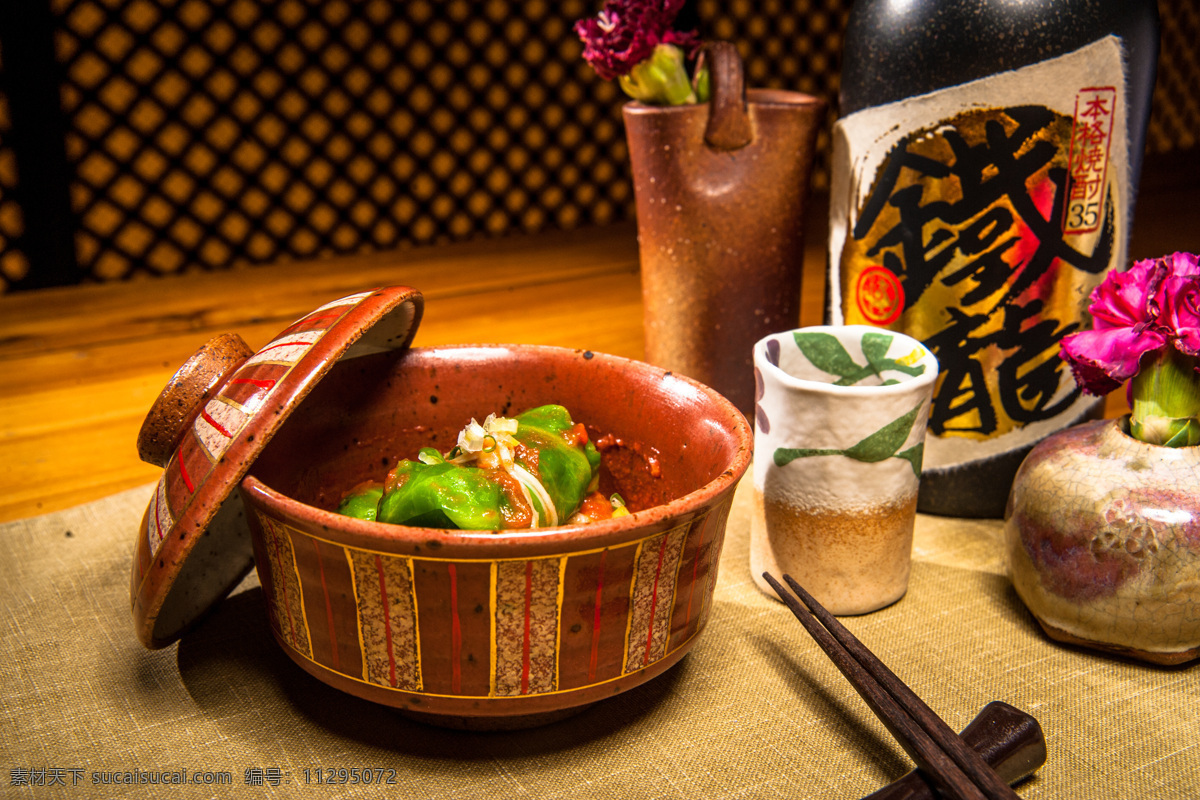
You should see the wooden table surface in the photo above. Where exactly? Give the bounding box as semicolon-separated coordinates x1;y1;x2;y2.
3;180;1197;523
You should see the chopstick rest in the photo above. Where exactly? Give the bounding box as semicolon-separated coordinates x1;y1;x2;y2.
863;701;1045;800
764;572;1026;800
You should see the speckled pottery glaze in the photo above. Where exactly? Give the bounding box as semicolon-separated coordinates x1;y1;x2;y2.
750;325;938;615
1005;418;1200;665
132;288;753;728
240;344;751;728
132;287;424;650
622;44;825;418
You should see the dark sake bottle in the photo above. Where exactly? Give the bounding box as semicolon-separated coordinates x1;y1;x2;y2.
827;0;1160;517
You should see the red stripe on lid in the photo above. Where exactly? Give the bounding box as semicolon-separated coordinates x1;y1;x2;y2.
177;446;194;493
200;409;233;438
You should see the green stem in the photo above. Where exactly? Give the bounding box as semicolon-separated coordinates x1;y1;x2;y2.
1130;347;1200;446
693;63;710;103
619;44;697;105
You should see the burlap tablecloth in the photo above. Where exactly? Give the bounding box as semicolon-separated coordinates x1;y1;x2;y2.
2;479;1197;799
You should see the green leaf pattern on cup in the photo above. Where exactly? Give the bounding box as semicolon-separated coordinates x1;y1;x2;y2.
793;330;926;386
773;402;927;477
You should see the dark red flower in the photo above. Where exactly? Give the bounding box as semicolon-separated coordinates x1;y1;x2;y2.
574;0;699;81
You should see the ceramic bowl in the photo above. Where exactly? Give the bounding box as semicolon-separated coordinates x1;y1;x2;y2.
237;343;752;727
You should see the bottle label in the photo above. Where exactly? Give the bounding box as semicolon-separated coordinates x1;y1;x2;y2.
828;36;1130;469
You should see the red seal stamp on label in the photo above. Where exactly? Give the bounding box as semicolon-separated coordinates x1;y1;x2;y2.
855;265;905;325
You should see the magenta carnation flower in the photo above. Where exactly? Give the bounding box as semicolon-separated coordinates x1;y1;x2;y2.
1062;251;1200;446
1061;253;1200;396
574;0;699;82
1061;257;1168;395
1155;251;1200;358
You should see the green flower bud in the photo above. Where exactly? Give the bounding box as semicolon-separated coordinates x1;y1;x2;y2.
1130;347;1200;447
618;44;697;105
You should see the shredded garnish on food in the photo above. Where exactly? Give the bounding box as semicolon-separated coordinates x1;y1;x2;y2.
511;462;557;527
445;413;556;527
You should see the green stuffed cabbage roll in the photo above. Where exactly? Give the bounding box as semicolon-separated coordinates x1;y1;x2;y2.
337;405;605;530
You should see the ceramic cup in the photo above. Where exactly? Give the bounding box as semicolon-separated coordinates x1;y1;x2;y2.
750;325;938;614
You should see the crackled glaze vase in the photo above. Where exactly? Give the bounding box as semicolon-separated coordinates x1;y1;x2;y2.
1005;418;1200;665
750;325;938;614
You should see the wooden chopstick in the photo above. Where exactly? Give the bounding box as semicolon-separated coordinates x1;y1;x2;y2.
763;572;1021;800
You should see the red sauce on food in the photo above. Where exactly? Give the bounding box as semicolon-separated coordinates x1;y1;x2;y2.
574;492;615;523
514;442;539;475
563;422;589;447
485;467;534;528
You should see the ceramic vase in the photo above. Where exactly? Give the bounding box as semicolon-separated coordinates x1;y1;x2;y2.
622;43;825;418
1005;417;1200;665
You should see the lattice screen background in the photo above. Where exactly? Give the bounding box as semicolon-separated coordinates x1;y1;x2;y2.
0;0;1196;293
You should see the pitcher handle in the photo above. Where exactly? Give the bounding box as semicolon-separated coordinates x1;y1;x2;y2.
703;41;753;150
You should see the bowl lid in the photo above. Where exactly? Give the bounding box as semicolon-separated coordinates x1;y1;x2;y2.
130;286;423;648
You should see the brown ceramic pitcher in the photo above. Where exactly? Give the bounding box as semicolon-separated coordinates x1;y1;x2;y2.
623;43;825;417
